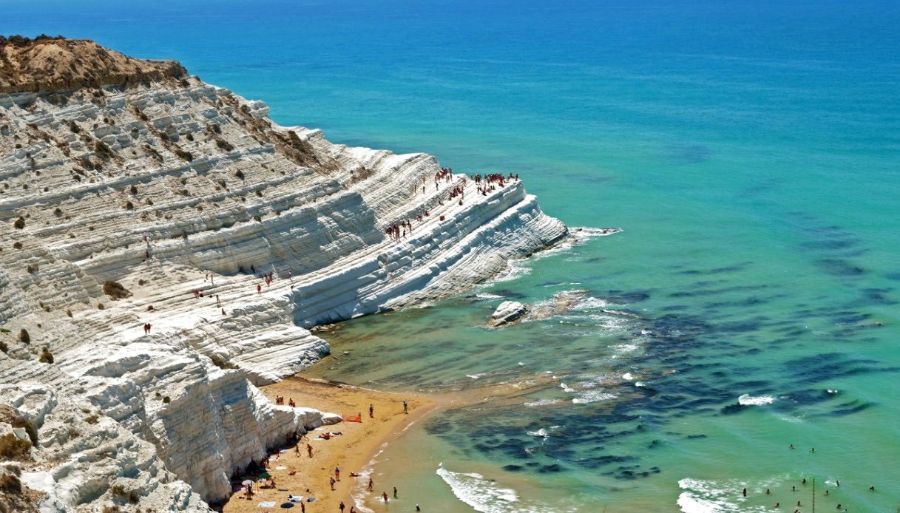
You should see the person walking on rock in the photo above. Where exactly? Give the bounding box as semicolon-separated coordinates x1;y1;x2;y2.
307;444;314;458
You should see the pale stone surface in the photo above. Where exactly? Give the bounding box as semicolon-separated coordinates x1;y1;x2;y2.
0;50;566;511
490;300;528;326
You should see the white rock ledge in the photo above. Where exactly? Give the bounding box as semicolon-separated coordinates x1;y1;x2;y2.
0;71;568;512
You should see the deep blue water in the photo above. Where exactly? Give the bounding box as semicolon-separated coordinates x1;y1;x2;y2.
4;1;900;511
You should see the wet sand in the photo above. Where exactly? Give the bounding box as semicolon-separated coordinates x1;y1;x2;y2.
222;376;435;513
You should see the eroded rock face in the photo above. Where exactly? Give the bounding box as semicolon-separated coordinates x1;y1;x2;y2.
490;301;528;327
0;40;566;511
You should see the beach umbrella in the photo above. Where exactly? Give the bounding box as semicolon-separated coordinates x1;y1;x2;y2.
242;480;253;486
280;502;294;509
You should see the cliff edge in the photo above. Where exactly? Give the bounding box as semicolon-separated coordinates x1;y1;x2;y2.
0;38;567;512
0;36;187;94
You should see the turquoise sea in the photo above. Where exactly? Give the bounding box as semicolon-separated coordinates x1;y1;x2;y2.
5;0;900;511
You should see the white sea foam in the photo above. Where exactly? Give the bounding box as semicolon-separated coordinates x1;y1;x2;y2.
523;398;563;408
622;372;635;381
572;390;617;404
487;227;619;286
436;466;520;513
677;478;769;513
474;293;505;301
436;465;574;513
527;428;550;438
635;381;647;388
737;394;776;406
560;382;576;393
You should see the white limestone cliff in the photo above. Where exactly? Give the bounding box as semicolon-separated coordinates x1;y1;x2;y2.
0;40;567;512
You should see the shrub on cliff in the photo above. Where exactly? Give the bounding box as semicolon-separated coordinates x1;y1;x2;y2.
0;469;21;494
12;217;24;229
216;138;234;151
38;347;53;364
0;434;31;460
94;140;114;160
18;329;29;344
102;281;132;299
174;148;193;162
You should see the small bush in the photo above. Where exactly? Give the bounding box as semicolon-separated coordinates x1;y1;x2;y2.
13;217;24;229
38;347;53;364
209;354;236;370
130;185;138;195
53;207;63;217
162;396;171;404
124;201;134;210
216;139;234;151
66;309;72;318
102;280;132;300
18;329;29;344
26;264;38;274
0;433;31;459
174;149;193;162
84;414;99;424
0;471;22;493
12;242;22;250
0;341;7;353
94;140;114;160
234;170;245;180
97;303;105;310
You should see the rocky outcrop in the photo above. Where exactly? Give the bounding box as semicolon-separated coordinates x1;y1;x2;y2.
0;40;567;511
0;37;187;94
489;301;527;327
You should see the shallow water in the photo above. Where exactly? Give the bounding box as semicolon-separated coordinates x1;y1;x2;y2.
8;0;900;511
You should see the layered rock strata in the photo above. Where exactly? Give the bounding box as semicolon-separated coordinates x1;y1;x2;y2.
0;39;567;511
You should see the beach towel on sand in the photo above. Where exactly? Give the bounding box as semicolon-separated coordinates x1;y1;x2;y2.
257;501;277;508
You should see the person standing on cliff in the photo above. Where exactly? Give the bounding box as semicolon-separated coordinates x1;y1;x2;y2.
307;443;313;458
403;401;408;414
335;466;341;481
339;501;345;512
368;478;374;491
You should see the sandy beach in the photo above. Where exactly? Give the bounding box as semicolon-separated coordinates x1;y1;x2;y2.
222;377;435;513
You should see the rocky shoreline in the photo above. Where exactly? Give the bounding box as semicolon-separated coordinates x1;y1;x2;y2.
0;38;566;512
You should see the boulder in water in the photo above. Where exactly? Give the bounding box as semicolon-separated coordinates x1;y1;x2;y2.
490;301;527;327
